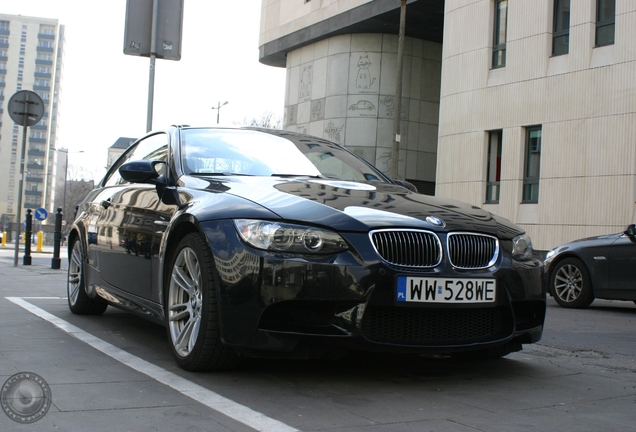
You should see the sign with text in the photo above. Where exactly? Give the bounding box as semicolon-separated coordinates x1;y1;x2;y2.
123;0;184;61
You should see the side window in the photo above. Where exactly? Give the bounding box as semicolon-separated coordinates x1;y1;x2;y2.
522;126;542;203
485;130;502;204
492;0;508;68
104;133;169;187
552;0;570;56
595;0;615;47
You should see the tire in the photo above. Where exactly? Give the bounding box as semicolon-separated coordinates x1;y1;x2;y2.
67;238;108;315
550;257;594;309
166;233;238;371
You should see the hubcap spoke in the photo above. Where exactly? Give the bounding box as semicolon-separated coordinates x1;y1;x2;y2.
68;245;82;304
168;246;204;358
555;264;583;302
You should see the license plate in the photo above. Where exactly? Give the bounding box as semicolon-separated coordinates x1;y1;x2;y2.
396;276;496;303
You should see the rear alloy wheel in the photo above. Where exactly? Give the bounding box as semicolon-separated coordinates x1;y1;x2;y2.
550;258;594;309
166;233;238;371
67;238;108;315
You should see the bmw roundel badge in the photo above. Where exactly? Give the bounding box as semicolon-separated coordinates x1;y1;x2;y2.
426;216;445;227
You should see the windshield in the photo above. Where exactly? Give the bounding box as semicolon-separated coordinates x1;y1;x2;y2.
180;128;388;183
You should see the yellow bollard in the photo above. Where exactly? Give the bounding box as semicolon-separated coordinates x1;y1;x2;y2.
37;231;44;252
1;231;5;247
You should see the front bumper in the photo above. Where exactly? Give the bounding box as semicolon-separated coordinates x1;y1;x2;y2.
202;221;546;356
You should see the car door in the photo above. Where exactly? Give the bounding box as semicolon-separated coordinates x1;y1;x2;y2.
93;133;169;300
607;233;636;298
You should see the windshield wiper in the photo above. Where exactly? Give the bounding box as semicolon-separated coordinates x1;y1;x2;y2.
191;172;251;176
271;174;327;178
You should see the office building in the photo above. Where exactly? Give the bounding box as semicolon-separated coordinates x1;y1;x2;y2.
258;0;634;250
0;13;64;235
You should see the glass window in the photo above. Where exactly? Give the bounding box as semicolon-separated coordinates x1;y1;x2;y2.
523;127;542;203
553;0;570;55
104;133;168;187
492;0;508;68
596;0;615;46
485;130;502;204
181;128;387;183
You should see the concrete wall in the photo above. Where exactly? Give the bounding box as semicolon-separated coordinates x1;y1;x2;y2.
438;0;636;250
284;33;442;182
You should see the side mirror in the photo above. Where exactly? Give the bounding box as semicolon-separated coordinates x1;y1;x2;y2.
624;224;636;237
120;160;163;184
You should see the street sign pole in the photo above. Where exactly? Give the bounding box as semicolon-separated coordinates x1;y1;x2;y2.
8;90;45;267
147;0;159;132
14;121;28;267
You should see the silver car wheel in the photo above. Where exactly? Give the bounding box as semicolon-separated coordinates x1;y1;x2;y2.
550;257;594;309
67;242;83;306
553;264;583;302
168;246;203;358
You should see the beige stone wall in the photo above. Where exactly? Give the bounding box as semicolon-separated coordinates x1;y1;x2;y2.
260;0;374;47
438;0;636;250
283;33;442;182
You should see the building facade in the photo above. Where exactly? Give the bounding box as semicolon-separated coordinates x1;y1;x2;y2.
259;0;635;251
0;14;64;235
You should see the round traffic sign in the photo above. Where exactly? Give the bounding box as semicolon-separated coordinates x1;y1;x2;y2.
34;208;48;221
8;90;45;127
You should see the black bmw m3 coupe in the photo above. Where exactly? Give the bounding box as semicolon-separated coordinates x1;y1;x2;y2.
67;126;545;370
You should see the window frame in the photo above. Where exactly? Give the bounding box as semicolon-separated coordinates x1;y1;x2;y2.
485;130;502;204
552;0;570;56
522;126;542;204
492;0;508;68
595;0;615;47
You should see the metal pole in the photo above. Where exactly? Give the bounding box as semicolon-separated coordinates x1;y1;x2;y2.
23;209;32;265
63;150;68;223
391;0;407;180
51;207;62;269
216;101;220;124
146;0;159;132
13;94;31;267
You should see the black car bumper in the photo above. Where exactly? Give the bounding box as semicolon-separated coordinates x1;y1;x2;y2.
203;221;546;356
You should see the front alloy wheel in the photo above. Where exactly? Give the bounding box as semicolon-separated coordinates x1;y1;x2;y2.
550;258;594;309
67;237;107;315
166;233;237;371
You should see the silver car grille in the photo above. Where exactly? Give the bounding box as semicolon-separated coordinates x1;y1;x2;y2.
370;230;499;269
447;233;499;269
370;230;442;268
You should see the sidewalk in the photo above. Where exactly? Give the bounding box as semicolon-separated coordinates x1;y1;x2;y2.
0;247;260;432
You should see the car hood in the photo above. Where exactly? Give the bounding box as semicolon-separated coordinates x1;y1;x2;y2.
552;233;623;250
191;176;523;238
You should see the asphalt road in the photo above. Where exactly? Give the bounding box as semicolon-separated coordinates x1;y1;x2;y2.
0;246;635;431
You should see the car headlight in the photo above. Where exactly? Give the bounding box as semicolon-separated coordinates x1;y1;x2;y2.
234;219;348;254
512;233;534;261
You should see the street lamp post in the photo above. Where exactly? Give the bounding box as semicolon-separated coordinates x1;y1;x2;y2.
211;101;228;124
56;148;84;229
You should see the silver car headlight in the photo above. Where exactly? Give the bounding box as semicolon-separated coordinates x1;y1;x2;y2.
512;233;534;261
234;219;348;254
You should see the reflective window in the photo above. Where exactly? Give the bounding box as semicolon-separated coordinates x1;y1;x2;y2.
596;0;615;46
181;129;387;183
492;0;508;68
104;133;168;187
485;130;502;204
553;0;570;55
523;127;542;203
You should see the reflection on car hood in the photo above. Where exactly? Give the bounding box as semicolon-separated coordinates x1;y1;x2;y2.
556;233;623;248
197;176;523;238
